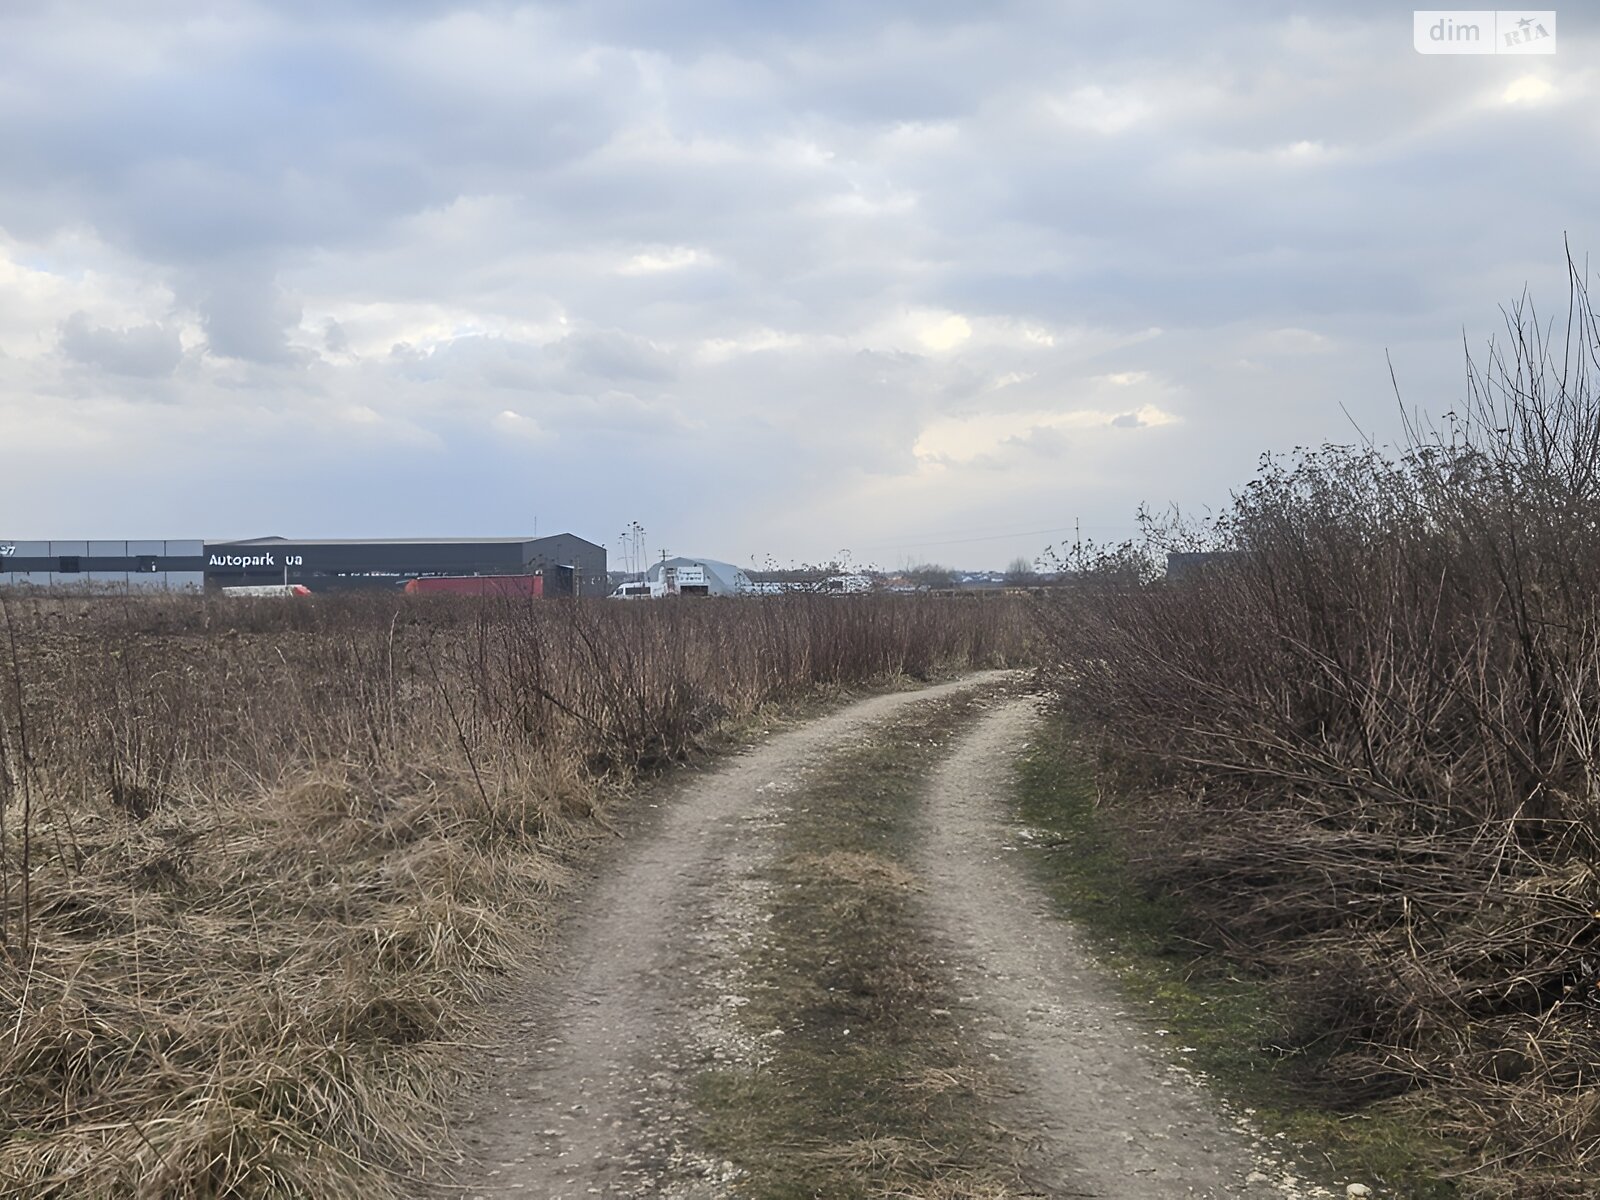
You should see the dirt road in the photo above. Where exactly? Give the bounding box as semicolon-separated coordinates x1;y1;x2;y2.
441;675;1337;1199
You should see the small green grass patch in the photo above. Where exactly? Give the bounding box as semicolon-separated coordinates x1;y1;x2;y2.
1012;719;1464;1199
692;688;1027;1199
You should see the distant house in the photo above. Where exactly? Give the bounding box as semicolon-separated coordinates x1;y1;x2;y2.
955;571;1006;589
743;568;875;595
1165;551;1245;582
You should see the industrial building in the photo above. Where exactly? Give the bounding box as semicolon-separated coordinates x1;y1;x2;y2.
1;534;607;596
205;535;608;595
610;556;753;598
0;540;205;589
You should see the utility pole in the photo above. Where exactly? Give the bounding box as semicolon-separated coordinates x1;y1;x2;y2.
633;522;647;583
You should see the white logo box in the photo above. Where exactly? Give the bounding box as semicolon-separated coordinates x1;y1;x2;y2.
1414;10;1557;54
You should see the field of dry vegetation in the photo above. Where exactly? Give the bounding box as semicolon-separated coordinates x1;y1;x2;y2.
0;591;1027;1197
1039;267;1600;1197
22;264;1600;1198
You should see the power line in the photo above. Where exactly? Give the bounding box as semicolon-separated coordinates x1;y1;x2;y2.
849;525;1086;552
847;517;1071;543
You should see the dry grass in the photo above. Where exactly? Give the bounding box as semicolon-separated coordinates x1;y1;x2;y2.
793;850;922;892
0;592;1029;1197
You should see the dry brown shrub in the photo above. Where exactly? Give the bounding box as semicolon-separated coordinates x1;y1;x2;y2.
1037;254;1600;1192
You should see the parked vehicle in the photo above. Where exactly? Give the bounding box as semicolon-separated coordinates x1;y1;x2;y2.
825;573;873;594
608;563;713;599
220;584;312;598
609;581;657;599
403;574;543;597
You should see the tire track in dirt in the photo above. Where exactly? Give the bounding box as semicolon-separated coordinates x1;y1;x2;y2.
918;695;1335;1199
441;672;1018;1199
442;679;1343;1199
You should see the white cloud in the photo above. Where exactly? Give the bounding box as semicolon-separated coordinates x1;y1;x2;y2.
1252;328;1335;354
306;301;570;360
812;188;919;218
914;312;972;353
1048;84;1154;135
1278;139;1332;162
0;232;178;359
617;246;710;275
493;409;547;439
696;328;810;362
1501;76;1555;106
913;403;1179;464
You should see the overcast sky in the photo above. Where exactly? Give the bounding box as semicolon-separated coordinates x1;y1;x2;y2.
1;2;1592;569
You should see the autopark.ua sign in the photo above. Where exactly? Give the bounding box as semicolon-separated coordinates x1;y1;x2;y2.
208;552;304;568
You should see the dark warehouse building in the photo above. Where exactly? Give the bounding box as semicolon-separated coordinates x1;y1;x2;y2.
1;534;608;596
203;534;608;595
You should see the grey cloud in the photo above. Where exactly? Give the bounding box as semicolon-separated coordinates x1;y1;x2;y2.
388;336;541;386
382;329;678;396
58;311;182;377
1009;425;1073;456
1;0;1596;568
0;9;630;266
550;330;676;384
193;269;306;364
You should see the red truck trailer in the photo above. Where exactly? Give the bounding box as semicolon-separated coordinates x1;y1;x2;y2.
403;574;543;598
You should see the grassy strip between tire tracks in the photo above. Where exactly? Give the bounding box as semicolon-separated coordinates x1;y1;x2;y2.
691;684;1031;1199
